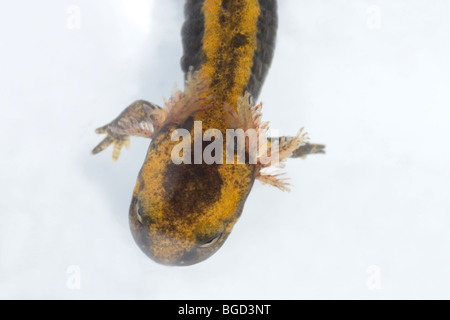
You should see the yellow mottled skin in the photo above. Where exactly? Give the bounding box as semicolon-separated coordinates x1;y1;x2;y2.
201;0;260;107
129;0;262;265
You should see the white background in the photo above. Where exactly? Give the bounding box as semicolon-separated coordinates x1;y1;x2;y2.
1;0;449;299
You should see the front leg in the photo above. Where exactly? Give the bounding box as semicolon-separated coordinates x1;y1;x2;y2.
92;100;165;161
271;136;325;159
256;136;325;191
290;142;326;158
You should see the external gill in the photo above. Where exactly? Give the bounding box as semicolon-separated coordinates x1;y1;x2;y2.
224;92;310;191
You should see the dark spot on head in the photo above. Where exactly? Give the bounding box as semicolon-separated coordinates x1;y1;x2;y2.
162;161;222;217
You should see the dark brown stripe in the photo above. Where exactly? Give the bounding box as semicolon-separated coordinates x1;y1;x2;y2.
180;0;278;100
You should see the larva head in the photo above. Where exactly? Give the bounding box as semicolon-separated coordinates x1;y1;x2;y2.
129;123;255;266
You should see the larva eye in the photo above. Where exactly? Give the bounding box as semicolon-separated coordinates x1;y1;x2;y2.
136;201;144;225
199;231;223;248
